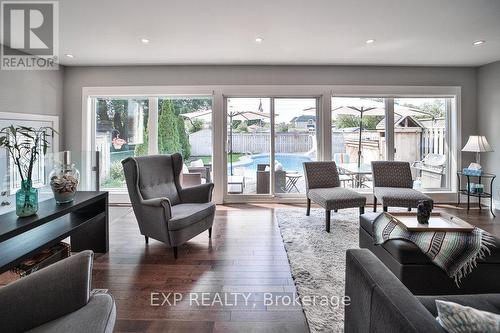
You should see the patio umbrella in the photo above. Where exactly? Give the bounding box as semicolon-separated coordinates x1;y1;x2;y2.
330;98;432;168
227;110;271;175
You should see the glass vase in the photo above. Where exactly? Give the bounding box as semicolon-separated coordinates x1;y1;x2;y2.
49;162;80;204
16;180;38;217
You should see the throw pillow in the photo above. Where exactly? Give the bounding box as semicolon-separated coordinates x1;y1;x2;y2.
436;300;500;333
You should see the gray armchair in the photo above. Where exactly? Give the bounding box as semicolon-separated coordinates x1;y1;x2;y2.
303;161;366;232
371;161;433;212
122;154;215;258
0;251;115;333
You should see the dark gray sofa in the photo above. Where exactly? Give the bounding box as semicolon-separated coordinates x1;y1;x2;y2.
345;249;500;333
0;251;115;333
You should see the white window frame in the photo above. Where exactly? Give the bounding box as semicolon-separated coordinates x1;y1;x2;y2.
81;85;461;204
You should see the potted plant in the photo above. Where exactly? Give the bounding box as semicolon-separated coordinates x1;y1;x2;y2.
0;125;57;217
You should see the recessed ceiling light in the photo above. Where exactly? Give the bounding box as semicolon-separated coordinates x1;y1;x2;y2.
365;39;375;44
473;40;485;46
255;37;263;44
65;54;74;58
141;38;150;44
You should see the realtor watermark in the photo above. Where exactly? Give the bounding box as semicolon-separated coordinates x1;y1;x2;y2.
1;1;59;70
150;292;351;309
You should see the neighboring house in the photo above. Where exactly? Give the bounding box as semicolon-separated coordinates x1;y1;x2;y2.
291;115;316;131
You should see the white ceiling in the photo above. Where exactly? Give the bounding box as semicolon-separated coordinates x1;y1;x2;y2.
58;0;500;66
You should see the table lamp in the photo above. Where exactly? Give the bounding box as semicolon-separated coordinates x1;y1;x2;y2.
461;135;493;169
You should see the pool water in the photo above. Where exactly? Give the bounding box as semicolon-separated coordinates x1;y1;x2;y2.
231;153;312;173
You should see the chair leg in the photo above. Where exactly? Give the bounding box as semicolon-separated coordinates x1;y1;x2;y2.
360;206;365;215
325;210;331;233
383;206;388;212
145;236;149;244
208;227;212;238
306;198;311;216
173;246;178;259
408;207;412;212
373;197;377;212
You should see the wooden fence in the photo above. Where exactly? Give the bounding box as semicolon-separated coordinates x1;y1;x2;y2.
230;132;314;154
421;127;446;156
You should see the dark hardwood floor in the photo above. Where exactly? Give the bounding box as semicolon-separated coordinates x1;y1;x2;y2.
94;203;499;333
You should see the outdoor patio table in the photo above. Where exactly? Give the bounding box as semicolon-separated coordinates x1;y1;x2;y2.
337;163;372;188
285;172;302;193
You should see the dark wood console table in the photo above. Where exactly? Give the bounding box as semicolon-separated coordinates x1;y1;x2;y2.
0;191;108;274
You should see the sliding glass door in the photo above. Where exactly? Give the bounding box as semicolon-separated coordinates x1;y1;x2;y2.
225;97;319;197
226;97;271;195
274;98;318;195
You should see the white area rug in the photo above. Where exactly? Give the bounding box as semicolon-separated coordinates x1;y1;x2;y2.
275;207;360;333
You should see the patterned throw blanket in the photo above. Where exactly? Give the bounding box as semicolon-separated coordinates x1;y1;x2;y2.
373;213;496;284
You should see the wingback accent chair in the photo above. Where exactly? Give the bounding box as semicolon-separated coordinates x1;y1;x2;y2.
122;154;215;259
371;161;433;212
303;161;366;232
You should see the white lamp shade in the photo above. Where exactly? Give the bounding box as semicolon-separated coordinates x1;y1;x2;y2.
462;135;493;153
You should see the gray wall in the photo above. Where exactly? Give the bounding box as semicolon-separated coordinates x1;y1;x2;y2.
63;65;478;163
0;68;65;146
478;61;500;207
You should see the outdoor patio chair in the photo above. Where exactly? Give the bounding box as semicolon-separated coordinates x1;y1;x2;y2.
303;161;366;232
333;153;354;187
371;161;433;212
122;154;215;259
256;163;286;193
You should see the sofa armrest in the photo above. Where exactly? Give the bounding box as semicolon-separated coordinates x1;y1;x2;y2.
345;249;444;333
0;251;94;333
179;183;214;203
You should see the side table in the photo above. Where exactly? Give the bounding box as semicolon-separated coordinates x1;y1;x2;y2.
456;171;496;216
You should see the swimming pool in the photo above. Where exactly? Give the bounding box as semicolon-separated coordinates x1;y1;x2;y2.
230;153;312;173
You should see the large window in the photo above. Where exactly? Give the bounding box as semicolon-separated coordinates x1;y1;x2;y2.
94;96;213;191
331;96;452;191
95;97;149;190
85;86;458;203
332;97;386;189
394;98;450;190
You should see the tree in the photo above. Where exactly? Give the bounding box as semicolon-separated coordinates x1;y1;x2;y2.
158;100;181;155
134;126;148;156
401;100;445;118
188;119;204;133
277;122;289;133
171;98;212;115
334;115;383;130
177;117;191;160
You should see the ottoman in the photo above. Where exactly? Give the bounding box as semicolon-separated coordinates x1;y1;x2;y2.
359;212;500;295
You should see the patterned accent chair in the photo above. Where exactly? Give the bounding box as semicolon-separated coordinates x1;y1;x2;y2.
122;154;215;259
303;161;366;232
371;161;433;212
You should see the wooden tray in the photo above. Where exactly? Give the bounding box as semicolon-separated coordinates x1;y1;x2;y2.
387;212;474;232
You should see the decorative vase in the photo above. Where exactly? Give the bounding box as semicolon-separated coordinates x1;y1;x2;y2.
16;180;38;217
417;200;432;224
49;151;80;204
